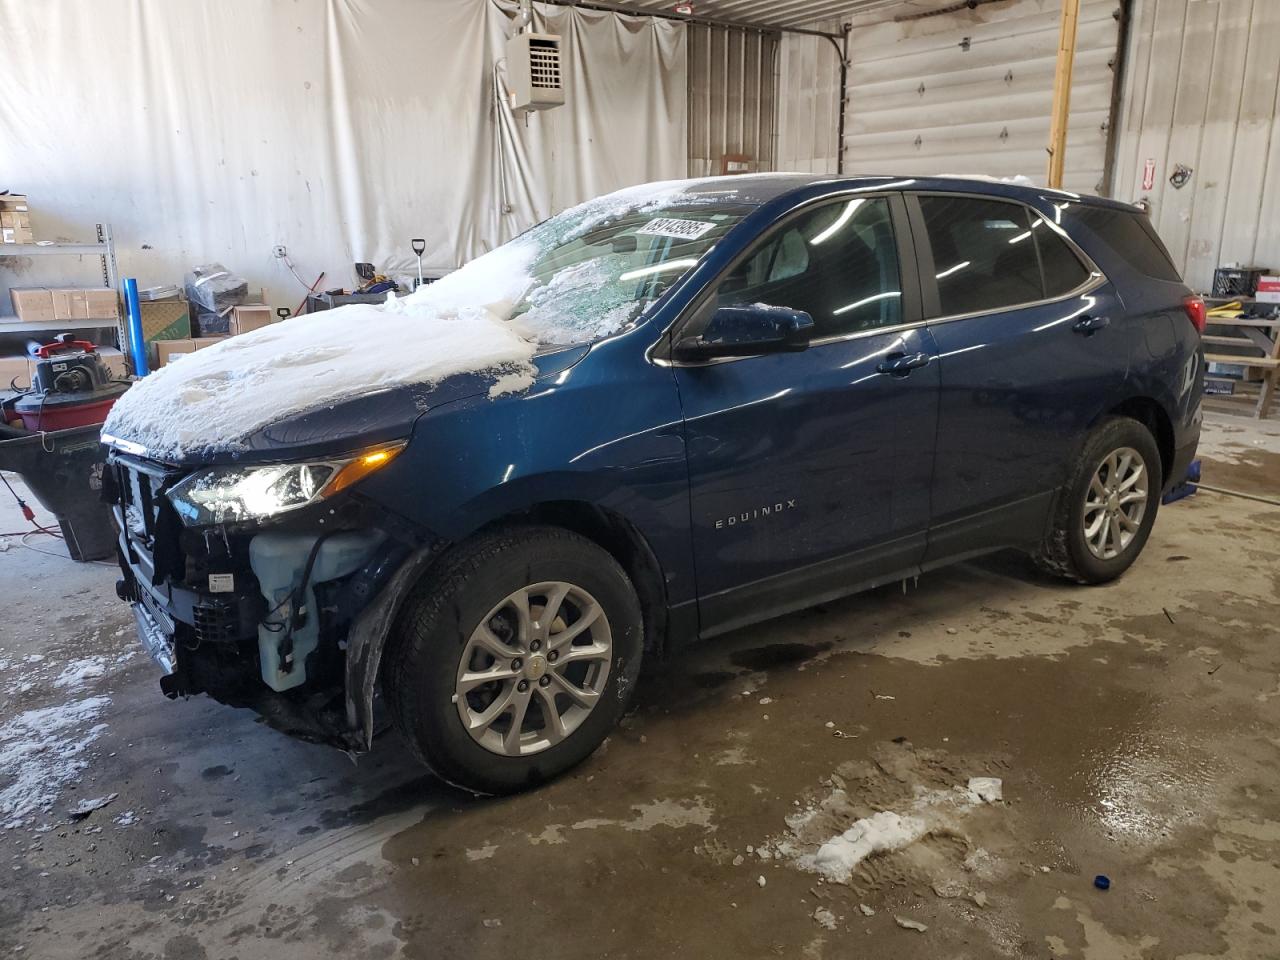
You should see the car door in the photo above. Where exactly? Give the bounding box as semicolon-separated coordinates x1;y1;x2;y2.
670;193;940;637
904;192;1125;564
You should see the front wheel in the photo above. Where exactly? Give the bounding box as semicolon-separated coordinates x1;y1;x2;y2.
1035;417;1162;584
383;525;643;795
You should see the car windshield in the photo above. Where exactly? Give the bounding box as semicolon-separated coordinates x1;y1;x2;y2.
503;199;756;346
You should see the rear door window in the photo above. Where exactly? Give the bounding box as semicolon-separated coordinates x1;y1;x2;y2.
919;196;1043;316
1034;219;1093;297
920;196;1094;316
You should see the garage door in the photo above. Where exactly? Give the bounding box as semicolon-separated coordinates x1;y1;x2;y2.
843;0;1124;196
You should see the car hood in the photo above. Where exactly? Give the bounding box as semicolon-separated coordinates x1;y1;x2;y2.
104;342;589;468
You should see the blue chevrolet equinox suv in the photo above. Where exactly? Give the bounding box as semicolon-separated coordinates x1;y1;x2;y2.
104;175;1204;793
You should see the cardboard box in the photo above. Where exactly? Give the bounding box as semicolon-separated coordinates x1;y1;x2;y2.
154;338;196;367
230;304;274;336
10;287;56;323
0;195;29;213
50;288;85;320
1256;276;1280;304
97;346;126;380
0;209;33;244
139;297;191;343
0;354;33;391
49;288;120;321
153;336;224;368
84;288;119;319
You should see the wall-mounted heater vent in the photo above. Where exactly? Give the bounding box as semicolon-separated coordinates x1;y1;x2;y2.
506;32;565;112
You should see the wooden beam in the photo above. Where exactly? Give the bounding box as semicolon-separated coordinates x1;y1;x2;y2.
1046;0;1082;189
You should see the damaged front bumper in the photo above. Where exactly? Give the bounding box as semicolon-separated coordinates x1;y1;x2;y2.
105;449;443;751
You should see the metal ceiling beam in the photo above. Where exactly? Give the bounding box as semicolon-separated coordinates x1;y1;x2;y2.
595;0;945;29
543;0;844;37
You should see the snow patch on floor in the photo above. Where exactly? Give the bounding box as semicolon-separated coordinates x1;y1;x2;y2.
768;781;1001;885
53;656;108;690
0;696;110;829
4;647;134;699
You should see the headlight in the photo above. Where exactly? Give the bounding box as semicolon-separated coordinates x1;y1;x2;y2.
167;442;405;525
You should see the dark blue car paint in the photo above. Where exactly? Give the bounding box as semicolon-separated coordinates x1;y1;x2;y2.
112;176;1202;747
350;175;1200;655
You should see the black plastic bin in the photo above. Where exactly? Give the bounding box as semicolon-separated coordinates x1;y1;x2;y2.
0;424;116;561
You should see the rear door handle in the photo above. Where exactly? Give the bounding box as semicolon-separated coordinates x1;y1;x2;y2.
1072;315;1110;335
876;352;932;377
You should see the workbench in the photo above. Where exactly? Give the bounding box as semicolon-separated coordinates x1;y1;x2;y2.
1203;297;1279;419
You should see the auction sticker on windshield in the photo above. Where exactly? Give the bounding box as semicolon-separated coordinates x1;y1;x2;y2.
636;218;717;241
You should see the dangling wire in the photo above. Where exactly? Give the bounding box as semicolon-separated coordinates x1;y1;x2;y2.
0;470;62;537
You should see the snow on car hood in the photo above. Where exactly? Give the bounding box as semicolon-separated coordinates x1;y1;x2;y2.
102;264;536;461
102;179;709;461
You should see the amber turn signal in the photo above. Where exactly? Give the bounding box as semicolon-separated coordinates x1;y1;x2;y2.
325;442;407;496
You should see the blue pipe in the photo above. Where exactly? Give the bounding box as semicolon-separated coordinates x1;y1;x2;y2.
123;277;149;377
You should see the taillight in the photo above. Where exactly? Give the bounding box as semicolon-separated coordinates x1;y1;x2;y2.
1183;295;1206;334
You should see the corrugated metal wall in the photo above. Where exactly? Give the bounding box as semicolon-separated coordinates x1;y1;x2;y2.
841;0;1124;194
1113;0;1280;291
687;24;779;176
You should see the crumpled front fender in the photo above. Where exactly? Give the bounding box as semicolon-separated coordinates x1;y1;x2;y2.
345;540;447;747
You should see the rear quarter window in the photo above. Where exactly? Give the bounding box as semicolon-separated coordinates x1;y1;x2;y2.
1069;206;1183;283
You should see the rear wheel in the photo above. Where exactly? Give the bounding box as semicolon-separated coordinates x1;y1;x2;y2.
383;525;643;794
1035;417;1162;584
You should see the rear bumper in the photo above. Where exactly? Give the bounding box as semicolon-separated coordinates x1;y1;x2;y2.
1168;397;1201;491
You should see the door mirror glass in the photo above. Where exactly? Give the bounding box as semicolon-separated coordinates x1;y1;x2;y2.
673;304;814;361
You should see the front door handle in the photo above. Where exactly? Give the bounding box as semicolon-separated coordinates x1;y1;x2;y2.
876;352;932;377
1072;315;1110;335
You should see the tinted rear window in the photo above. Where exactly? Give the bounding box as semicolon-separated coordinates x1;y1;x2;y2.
1035;221;1093;297
1070;206;1183;283
919;196;1091;316
919;196;1042;316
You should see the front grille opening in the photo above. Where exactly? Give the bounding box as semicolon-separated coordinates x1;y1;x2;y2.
192;601;244;644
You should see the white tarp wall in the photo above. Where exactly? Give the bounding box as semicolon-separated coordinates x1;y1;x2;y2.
0;0;686;307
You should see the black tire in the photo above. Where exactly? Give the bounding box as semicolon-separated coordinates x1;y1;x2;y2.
1034;416;1163;584
383;525;643;795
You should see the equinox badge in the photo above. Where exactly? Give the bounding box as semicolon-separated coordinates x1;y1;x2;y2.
715;499;797;529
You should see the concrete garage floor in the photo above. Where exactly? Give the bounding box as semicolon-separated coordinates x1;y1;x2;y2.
1;410;1277;960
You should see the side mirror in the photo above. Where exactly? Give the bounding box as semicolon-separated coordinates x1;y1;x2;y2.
672;304;814;362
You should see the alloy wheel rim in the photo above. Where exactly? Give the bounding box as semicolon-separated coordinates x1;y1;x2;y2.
1082;446;1149;561
455;581;612;757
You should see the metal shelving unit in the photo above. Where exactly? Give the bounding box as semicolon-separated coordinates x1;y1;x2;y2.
0;224;122;398
0;223;120;337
